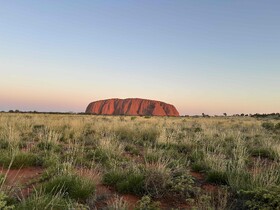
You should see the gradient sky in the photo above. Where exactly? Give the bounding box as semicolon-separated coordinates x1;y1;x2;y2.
1;1;279;115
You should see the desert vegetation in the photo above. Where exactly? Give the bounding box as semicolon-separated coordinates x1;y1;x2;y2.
0;113;279;209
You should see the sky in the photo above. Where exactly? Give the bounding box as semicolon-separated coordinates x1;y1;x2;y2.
0;1;279;115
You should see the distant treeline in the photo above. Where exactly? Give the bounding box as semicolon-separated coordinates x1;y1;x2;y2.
1;110;87;115
1;110;279;119
186;113;280;119
250;113;280;120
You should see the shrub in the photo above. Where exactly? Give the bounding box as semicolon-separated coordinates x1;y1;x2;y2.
103;169;145;195
43;174;95;202
226;170;252;192
32;125;46;133
140;128;159;145
0;151;42;169
0;139;9;149
37;141;55;151
237;187;280;210
134;196;160;210
116;173;145;195
168;169;195;197
191;160;210;173
175;143;193;154
144;169;170;198
107;195;128;210
0;192;14;210
275;122;280;130
17;142;27;149
131;116;137;120
261;122;275;131
206;170;227;185
124;144;140;155
191;187;230;210
194;127;203;133
249;147;278;160
115;127;159;146
86;148;113;166
15;191;87;210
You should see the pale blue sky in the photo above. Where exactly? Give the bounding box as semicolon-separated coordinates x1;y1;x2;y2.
0;1;279;115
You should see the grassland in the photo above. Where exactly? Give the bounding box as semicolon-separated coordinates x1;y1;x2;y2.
0;113;279;209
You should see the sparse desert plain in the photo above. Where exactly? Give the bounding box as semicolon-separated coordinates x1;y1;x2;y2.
0;113;279;209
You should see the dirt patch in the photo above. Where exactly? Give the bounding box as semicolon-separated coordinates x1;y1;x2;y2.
94;183;140;210
0;166;44;198
202;183;219;192
190;171;205;180
121;194;139;210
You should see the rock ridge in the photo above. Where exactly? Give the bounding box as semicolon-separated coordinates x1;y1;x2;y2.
85;98;179;116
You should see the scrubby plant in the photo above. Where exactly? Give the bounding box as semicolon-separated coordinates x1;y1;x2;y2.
115;126;159;146
107;195;128;210
191;187;230;210
261;122;275;131
169;168;195;196
131;116;137;121
206;170;228;185
43;174;95;202
124;144;140;155
134;195;160;210
144;169;170;197
249;147;278;160
237;186;280;210
0;151;42;169
275;122;280;130
15;189;88;210
0;139;9;149
37;141;55;151
103;168;145;195
226;170;252;191
0;192;14;210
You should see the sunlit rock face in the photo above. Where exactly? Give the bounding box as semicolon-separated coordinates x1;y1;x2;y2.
85;98;179;116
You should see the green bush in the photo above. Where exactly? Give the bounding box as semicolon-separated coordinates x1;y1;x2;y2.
15;192;87;210
0;191;14;210
144;169;170;197
131;116;137;120
168;169;195;197
0;139;9;149
262;122;275;131
191;161;209;173
275;122;280;130
249;147;278;160
140;128;159;145
103;169;145;195
0;151;42;169
134;196;160;210
86;148;116;166
43;174;95;202
17;142;27;149
124;144;140;155
238;187;280;210
37;141;55;151
115;127;159;145
206;170;227;185
32;125;46;133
